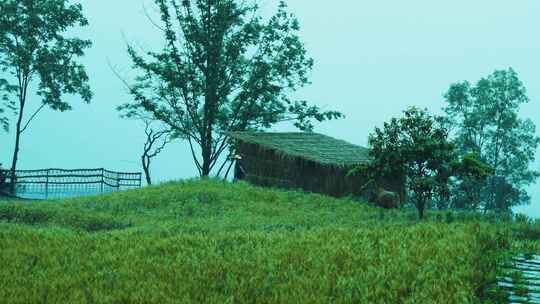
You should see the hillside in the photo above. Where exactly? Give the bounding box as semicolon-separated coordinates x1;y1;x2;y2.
0;180;508;303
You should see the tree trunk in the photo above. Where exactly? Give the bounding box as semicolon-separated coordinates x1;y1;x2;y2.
200;128;212;177
142;155;152;185
487;109;504;211
201;143;212;177
10;73;29;195
417;195;425;219
201;88;217;177
418;204;425;219
200;9;221;178
10;107;25;195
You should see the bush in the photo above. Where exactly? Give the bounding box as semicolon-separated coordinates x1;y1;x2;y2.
0;205;52;224
0;204;128;232
59;212;130;232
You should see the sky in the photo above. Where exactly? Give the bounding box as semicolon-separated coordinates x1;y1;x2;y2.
1;0;539;216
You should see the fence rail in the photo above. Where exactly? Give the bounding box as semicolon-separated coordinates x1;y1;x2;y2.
0;168;142;200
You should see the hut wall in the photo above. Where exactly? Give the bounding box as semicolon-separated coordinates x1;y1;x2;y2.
235;142;369;198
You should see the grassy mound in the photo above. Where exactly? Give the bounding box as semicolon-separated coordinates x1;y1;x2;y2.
0;180;508;303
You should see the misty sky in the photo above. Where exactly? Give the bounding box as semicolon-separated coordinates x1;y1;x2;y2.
1;0;539;216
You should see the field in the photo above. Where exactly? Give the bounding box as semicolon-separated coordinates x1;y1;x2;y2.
0;180;510;303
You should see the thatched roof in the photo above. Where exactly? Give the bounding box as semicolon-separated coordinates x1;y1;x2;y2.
227;132;371;167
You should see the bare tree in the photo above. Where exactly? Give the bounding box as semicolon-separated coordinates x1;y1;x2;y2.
141;120;173;185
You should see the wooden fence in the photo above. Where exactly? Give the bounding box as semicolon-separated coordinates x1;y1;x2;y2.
0;168;142;199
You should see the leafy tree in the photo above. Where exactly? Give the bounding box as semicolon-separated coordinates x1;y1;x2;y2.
366;107;454;219
444;68;540;212
0;0;92;193
450;153;494;210
119;0;342;177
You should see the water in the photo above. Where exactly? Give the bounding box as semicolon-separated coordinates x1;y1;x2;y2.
499;254;540;303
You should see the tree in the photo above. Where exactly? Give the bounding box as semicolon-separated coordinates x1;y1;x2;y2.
120;0;342;177
366;107;455;219
0;0;92;194
117;104;173;185
450;153;494;210
444;68;540;212
141;120;173;185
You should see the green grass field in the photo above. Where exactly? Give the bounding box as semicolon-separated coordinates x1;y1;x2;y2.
0;180;510;303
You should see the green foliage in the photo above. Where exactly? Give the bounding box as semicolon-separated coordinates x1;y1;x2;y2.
443;68;540;211
450;153;494;210
0;0;93;191
0;204;129;232
119;0;342;176
364;107;455;218
451;153;494;180
0;180;510;303
0;0;92;117
510;214;540;242
0;78;14;132
0;204;52;224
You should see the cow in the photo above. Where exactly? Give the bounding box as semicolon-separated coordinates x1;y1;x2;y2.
374;187;399;209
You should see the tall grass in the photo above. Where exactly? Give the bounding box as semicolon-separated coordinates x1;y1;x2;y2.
0;180;509;303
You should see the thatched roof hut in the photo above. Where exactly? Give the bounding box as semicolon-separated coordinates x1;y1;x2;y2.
227;132;374;198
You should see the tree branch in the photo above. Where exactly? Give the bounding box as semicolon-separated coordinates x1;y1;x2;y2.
142;2;166;32
187;136;203;175
20;102;46;134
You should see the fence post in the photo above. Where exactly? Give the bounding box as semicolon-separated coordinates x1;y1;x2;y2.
100;168;104;193
45;169;50;199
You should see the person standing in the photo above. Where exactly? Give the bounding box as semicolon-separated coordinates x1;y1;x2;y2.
0;163;6;192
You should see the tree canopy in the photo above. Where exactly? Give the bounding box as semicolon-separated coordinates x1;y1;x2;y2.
119;0;342;177
444;68;540;212
363;107;455;218
0;0;92;192
450;152;494;210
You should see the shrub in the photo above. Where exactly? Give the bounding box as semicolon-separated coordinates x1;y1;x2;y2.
0;203;128;232
0;205;52;224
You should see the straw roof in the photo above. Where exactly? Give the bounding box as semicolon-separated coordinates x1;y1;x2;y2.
227;132;371;167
